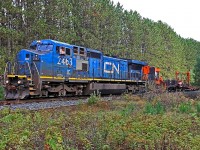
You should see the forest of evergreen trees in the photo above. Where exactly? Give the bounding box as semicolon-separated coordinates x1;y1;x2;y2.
1;0;200;82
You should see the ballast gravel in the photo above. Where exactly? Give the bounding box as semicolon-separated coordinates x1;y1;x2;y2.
0;96;121;111
0;99;88;111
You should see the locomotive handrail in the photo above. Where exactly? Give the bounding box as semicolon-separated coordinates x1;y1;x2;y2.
4;62;9;84
3;61;14;82
33;62;40;88
33;62;40;76
13;62;16;74
26;61;33;83
13;62;19;74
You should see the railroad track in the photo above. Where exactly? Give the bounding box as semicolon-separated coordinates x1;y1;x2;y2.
0;96;88;106
182;90;200;99
0;94;122;111
0;99;22;105
0;91;199;111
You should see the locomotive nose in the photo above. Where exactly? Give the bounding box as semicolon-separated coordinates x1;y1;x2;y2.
17;50;31;62
18;49;41;63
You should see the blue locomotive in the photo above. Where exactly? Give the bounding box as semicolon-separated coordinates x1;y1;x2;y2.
4;39;148;99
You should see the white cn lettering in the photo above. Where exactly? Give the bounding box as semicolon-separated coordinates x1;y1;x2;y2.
104;62;119;74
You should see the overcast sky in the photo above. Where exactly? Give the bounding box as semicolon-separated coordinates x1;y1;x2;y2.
112;0;200;42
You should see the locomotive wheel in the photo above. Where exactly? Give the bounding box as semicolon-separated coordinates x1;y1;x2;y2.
59;89;66;96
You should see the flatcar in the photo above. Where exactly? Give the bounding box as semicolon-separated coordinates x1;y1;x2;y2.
4;39;150;99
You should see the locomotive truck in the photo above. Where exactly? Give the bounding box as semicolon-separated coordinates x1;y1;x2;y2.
3;39;158;99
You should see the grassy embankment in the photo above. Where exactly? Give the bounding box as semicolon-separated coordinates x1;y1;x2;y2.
0;86;4;100
0;92;200;149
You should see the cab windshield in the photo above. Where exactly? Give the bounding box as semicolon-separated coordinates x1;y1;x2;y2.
30;44;53;51
37;44;53;51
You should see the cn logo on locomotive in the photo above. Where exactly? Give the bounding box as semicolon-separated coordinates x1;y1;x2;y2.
104;62;119;74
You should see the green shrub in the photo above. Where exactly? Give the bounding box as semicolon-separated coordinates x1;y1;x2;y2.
1;99;200;149
122;93;133;101
87;92;101;105
144;102;165;115
196;102;200;113
144;102;155;114
120;103;135;117
179;102;192;113
155;101;165;114
102;144;111;150
0;86;4;100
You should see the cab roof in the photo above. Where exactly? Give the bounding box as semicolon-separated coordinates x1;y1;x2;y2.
128;60;148;66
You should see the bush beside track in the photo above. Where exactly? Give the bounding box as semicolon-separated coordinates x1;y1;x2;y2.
0;92;200;149
0;86;4;100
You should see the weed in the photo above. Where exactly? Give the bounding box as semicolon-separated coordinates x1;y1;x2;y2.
155;101;165;114
102;144;110;150
78;99;84;106
1;93;200;149
0;86;4;100
122;93;133;101
144;102;165;115
196;102;200;114
120;103;135;117
144;102;155;114
87;92;101;105
179;102;192;113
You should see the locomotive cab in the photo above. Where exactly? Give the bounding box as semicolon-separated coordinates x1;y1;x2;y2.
125;60;147;93
128;60;147;81
4;40;55;99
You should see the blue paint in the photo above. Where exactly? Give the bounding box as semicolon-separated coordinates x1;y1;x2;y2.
16;39;148;81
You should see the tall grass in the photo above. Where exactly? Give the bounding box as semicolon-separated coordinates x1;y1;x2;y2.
120;103;135;117
178;102;192;113
0;86;4;100
144;102;165;115
196;102;200;114
87;92;101;105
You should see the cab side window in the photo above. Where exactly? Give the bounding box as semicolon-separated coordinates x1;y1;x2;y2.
66;48;71;55
59;47;66;55
56;46;71;56
73;47;78;55
80;48;85;55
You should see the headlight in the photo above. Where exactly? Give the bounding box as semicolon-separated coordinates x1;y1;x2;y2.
6;80;9;84
18;80;22;84
33;54;40;61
